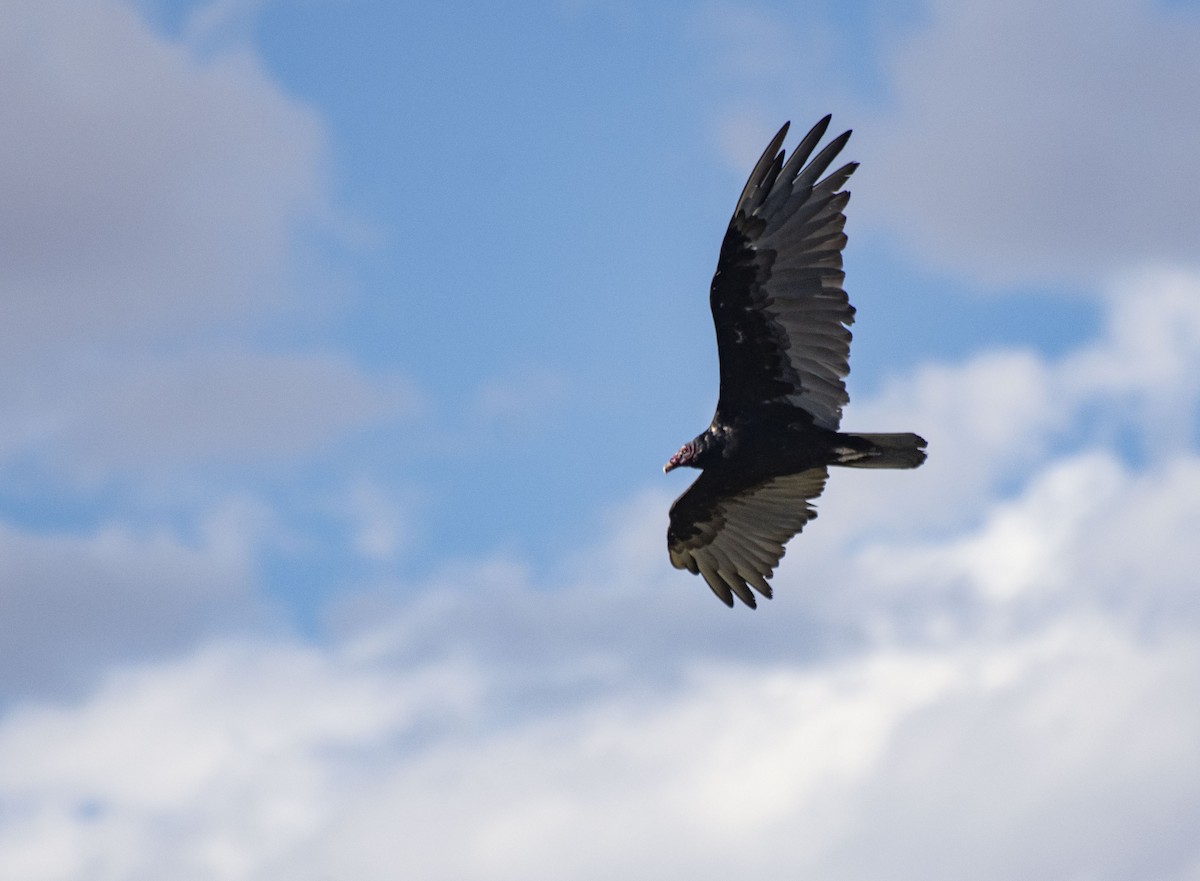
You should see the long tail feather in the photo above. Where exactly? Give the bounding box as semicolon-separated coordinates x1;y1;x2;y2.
839;433;927;469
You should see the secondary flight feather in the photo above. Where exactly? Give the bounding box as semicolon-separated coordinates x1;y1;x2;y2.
664;115;927;608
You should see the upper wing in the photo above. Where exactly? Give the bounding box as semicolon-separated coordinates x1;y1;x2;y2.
710;116;857;430
667;467;829;608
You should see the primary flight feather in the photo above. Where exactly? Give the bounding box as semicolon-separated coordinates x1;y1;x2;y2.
664;115;927;608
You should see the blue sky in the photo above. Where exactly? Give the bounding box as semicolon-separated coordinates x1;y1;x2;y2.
3;0;1200;877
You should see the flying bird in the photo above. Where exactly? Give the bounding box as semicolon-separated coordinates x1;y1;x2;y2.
664;115;927;608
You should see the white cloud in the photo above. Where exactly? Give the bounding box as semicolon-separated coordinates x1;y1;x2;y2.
16;416;1195;861
0;1;420;485
0;639;482;880
183;0;269;47
0;351;419;480
1;594;1197;880
0;0;328;360
836;348;1061;531
0;500;274;699
0;0;424;703
859;0;1200;285
342;479;414;563
1062;267;1200;455
823;267;1200;545
851;451;1200;646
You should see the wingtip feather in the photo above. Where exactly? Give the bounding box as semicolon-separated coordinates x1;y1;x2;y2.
733;122;791;218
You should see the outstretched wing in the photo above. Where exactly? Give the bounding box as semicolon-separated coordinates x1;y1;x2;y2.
710;116;857;430
667;467;829;608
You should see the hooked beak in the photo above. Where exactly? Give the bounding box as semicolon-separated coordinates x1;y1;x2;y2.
663;456;680;474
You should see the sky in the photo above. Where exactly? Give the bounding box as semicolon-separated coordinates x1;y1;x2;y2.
2;0;1200;877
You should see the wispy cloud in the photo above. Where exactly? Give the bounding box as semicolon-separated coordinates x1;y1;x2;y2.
0;351;419;480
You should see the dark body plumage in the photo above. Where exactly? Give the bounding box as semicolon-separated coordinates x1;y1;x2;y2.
665;116;927;608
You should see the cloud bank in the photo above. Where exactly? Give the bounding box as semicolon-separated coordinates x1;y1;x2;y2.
2;267;1198;879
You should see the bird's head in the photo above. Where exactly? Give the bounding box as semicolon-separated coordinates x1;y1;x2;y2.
663;441;698;473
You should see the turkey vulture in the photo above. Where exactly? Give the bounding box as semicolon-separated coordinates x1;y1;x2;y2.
664;115;926;608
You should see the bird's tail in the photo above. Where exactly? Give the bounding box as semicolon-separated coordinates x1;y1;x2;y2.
839;432;927;469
